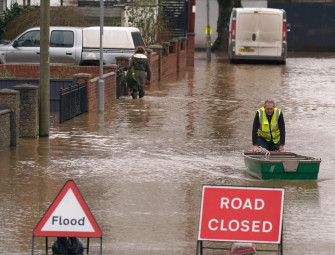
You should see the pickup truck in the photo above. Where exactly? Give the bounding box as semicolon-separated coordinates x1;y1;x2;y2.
0;26;146;65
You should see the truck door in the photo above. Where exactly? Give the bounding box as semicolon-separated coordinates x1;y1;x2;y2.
5;30;41;63
49;30;77;64
236;10;282;57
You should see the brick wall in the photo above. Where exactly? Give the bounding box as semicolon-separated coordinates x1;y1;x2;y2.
0;36;194;111
149;54;160;84
116;37;190;83
75;71;117;112
0;65;116;79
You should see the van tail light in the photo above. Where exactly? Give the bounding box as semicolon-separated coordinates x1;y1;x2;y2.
282;22;287;40
232;21;236;39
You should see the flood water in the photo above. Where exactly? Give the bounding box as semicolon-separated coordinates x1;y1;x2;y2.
1;51;335;255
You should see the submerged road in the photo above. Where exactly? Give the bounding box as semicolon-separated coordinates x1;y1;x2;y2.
0;51;335;254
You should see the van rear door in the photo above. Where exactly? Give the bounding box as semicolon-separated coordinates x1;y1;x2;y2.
236;9;282;57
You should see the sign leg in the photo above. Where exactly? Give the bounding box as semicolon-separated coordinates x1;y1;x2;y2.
87;237;90;254
46;237;48;254
31;235;35;255
196;240;203;255
100;236;103;255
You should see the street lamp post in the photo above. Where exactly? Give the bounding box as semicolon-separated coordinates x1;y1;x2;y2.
206;0;211;62
98;0;104;112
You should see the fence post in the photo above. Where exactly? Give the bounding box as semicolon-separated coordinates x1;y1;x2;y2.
148;44;163;81
74;73;91;111
0;89;20;146
14;84;39;138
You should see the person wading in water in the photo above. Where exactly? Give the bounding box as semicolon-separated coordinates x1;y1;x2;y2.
252;100;286;152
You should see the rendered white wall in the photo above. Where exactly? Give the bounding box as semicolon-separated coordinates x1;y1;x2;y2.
194;0;218;49
241;0;267;8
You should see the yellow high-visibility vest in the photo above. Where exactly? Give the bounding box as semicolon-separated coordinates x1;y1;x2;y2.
257;107;281;144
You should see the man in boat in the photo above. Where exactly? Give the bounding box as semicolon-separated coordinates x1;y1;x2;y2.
252;100;286;152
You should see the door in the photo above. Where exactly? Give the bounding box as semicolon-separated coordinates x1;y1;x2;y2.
235;10;282;57
49;30;77;64
5;30;41;63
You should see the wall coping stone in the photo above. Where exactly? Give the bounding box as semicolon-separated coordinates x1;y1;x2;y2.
105;64;118;69
74;73;92;78
0;89;19;95
149;45;163;49
13;84;39;90
0;109;11;115
90;71;115;83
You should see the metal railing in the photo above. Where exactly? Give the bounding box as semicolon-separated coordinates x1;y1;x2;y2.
59;81;87;123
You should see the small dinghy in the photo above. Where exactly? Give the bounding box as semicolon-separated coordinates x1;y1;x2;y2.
243;150;321;180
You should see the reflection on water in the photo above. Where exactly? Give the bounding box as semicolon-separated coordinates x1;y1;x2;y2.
0;52;335;254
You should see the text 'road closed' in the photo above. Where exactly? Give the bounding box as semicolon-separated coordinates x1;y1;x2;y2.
198;186;284;243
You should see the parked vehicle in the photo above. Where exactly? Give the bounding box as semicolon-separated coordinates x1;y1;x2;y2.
228;8;288;64
0;26;146;65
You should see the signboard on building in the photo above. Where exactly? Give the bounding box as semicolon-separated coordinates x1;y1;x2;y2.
198;185;284;243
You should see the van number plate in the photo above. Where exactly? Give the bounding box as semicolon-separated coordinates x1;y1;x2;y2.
239;48;255;53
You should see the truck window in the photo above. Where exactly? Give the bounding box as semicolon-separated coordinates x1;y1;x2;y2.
17;30;40;47
50;31;74;47
131;32;145;47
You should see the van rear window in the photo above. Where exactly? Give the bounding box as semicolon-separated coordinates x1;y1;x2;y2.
131;32;145;47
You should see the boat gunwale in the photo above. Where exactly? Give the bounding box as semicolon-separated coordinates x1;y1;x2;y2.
243;151;321;164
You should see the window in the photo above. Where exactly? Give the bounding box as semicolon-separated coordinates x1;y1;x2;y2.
50;31;74;47
17;30;40;47
131;32;145;47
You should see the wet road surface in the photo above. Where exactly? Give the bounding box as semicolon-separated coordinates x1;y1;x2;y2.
0;51;335;254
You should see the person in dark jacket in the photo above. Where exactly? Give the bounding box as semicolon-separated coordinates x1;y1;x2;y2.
252;100;286;152
128;46;151;99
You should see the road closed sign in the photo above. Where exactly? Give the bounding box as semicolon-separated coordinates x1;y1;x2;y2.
198;185;284;243
33;180;102;238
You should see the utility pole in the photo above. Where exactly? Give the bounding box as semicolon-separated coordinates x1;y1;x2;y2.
98;0;104;112
206;0;211;62
39;0;50;136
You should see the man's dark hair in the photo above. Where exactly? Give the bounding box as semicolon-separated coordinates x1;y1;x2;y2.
264;100;275;107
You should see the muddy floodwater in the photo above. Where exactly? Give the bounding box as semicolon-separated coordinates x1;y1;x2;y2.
1;52;335;255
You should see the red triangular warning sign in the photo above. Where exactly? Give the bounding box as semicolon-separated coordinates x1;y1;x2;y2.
33;180;102;237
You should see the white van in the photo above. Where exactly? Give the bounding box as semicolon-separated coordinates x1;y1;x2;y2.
228;8;288;64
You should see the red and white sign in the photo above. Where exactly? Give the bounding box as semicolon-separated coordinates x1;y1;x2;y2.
198;185;284;243
33;180;102;237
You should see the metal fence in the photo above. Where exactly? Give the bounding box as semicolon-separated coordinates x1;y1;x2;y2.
59;81;87;124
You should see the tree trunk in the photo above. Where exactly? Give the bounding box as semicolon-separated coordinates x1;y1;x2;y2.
212;0;241;52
